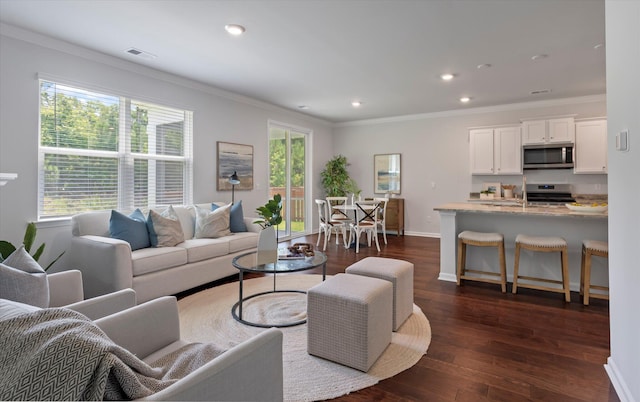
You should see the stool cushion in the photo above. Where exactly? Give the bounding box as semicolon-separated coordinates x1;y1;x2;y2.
583;240;608;253
307;273;392;372
458;231;503;243
345;257;414;331
516;234;567;248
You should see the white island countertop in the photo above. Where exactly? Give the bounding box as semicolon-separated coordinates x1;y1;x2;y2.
434;202;608;287
434;202;607;219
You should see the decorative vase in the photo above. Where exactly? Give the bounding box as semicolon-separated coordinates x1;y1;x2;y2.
257;226;278;263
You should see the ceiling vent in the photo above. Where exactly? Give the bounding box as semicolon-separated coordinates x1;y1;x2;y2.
530;89;552;95
125;48;157;59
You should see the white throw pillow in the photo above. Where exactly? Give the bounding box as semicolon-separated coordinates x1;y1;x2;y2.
0;246;50;308
194;204;231;238
147;205;185;247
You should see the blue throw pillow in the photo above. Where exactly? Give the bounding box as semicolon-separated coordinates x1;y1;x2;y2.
224;201;247;232
109;209;151;251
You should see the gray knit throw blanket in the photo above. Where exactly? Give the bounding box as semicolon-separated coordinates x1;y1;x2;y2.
0;308;224;400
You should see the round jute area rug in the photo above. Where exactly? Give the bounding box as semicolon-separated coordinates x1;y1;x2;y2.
178;274;431;402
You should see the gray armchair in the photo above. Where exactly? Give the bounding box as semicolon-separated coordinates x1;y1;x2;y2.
95;296;284;401
48;270;136;320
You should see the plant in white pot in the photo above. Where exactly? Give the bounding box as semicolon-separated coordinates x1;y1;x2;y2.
253;194;283;262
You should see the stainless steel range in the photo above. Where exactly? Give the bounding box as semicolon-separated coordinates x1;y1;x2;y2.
526;184;576;205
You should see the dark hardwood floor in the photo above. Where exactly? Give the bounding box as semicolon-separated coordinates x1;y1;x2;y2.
278;233;620;402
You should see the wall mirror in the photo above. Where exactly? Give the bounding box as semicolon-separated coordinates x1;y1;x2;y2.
374;153;401;194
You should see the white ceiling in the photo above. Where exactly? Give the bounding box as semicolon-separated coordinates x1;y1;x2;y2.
0;0;606;123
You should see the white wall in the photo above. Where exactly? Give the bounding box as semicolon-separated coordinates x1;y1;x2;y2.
604;2;640;401
333;99;607;236
0;25;334;268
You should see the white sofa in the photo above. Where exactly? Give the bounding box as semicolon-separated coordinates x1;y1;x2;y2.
67;203;261;303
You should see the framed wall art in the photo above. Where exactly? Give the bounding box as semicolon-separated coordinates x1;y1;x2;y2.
374;153;401;194
217;141;254;191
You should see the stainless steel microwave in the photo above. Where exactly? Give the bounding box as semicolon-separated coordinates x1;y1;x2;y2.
522;143;574;169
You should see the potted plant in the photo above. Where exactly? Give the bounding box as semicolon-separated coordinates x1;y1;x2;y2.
320;155;359;197
254;194;283;259
0;222;64;271
480;189;495;200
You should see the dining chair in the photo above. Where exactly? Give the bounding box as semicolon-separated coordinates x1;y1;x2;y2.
315;199;348;250
348;201;381;253
326;196;352;223
373;197;389;244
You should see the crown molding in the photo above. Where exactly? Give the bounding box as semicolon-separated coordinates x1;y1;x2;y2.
334;94;607;128
0;23;332;127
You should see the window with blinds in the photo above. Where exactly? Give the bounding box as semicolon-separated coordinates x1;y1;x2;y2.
38;80;193;219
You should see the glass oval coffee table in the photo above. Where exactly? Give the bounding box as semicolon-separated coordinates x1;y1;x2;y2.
231;250;327;328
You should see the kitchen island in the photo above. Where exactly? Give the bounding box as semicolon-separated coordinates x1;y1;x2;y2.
434;202;608;294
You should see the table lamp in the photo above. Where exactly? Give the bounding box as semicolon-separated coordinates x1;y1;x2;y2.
228;171;240;204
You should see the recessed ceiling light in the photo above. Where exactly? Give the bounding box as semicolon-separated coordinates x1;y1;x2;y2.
477;63;492;69
225;24;245;36
531;54;548;61
460;97;471;103
351;101;362;107
440;73;454;81
125;47;157;59
530;89;552;95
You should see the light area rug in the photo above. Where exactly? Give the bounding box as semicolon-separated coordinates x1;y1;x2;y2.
178;274;431;401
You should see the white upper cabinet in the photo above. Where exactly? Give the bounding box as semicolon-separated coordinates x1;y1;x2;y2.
470;126;522;175
469;128;495;174
575;119;607;174
494;126;522;174
522;117;575;145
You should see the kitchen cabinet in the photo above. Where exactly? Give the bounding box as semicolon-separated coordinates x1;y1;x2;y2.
469;126;522;175
575;119;607;174
385;198;404;236
522;117;575;145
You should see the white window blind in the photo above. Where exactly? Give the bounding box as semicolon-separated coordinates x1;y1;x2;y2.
38;80;193;219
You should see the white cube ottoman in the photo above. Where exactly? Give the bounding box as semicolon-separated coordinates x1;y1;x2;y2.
307;273;392;372
346;257;414;331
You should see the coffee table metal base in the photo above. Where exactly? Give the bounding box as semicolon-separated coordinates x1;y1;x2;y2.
231;289;307;328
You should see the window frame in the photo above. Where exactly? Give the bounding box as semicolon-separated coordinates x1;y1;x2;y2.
37;77;193;220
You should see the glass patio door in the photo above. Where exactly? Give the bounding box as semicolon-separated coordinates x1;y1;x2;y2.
268;122;308;240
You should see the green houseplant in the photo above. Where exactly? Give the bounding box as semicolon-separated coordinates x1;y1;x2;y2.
320;155;359;197
253;194;283;260
254;193;283;229
0;222;64;271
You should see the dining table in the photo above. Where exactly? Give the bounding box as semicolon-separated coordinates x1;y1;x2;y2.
329;201;380;249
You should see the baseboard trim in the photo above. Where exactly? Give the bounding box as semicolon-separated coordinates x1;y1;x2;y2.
438;272;457;283
604;356;635;402
404;231;440;238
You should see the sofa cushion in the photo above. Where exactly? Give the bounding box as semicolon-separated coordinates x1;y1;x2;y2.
229;201;248;233
147;206;185;247
228;232;259;253
195;205;231;238
109;209;150;251
0;246;49;308
178;238;230;263
131;247;188;276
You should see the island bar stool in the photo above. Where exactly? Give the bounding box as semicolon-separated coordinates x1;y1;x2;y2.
580;240;609;305
512;234;571;302
457;231;507;293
